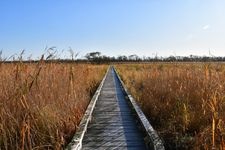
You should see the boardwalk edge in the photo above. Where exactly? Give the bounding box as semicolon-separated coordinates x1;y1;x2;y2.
113;67;165;150
66;67;110;150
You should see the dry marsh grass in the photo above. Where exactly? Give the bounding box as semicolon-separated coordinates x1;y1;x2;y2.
116;63;225;150
0;61;107;150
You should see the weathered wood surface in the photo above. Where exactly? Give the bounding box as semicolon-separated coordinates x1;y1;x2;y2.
82;67;147;150
67;67;164;150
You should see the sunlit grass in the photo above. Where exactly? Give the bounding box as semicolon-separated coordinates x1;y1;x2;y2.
0;60;107;150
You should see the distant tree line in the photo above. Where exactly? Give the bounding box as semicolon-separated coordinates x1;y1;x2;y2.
1;49;225;63
82;51;225;63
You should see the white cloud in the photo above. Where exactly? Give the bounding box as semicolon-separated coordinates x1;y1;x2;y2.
202;24;210;30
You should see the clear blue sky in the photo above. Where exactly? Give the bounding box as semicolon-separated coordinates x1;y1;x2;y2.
1;0;225;58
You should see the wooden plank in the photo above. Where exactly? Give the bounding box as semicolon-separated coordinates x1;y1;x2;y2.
82;141;146;147
92;113;135;116
89;120;136;124
83;135;144;141
86;129;143;135
84;132;145;138
82;146;147;150
86;127;142;132
91;117;135;122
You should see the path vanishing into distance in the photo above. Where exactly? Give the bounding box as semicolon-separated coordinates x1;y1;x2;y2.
67;67;164;150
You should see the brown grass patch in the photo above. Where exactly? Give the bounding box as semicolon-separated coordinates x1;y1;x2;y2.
0;61;107;149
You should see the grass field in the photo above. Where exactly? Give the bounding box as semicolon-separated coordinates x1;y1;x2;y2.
116;63;225;149
0;61;107;150
1;61;225;150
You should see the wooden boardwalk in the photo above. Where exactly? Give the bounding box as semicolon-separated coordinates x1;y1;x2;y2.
67;67;164;150
82;68;147;150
